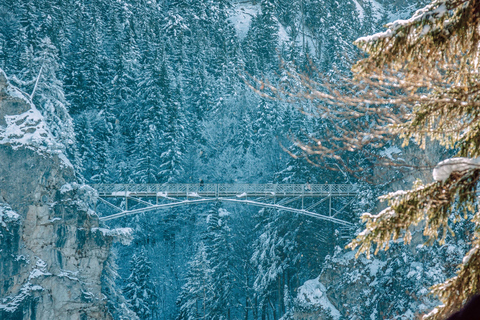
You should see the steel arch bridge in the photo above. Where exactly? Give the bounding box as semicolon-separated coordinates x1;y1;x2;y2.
91;183;358;226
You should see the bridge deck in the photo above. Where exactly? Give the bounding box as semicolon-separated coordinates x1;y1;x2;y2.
92;183;358;198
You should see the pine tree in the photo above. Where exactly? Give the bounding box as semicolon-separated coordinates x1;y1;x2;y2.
64;18;109;115
177;204;234;320
89;110;114;183
0;2;23;74
124;248;159;320
131;47;166;183
132;122;161;184
18;0;41;49
202;205;234;320
158;79;187;183
176;241;212;320
102;251;139;320
251;209;301;320
105;119;129;183
244;0;279;71
109;16;140;119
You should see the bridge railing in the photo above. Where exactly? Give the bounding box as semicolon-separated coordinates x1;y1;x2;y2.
91;183;358;197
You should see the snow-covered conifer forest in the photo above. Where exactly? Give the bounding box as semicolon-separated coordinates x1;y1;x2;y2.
2;0;478;319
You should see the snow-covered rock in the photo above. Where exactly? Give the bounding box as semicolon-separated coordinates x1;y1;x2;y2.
296;277;341;320
0;68;129;319
0;69;71;168
0;203;20;229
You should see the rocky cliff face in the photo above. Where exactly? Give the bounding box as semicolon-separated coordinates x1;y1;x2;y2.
0;69;129;319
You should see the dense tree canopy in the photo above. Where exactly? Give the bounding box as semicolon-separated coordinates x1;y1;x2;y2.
0;0;445;319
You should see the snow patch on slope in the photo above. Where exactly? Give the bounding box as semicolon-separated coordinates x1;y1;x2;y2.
353;0;365;21
229;2;260;39
379;145;402;161
353;0;383;22
296;277;341;319
369;0;383;21
277;23;289;44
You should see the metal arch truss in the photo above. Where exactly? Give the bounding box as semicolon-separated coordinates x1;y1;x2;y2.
91;183;358;226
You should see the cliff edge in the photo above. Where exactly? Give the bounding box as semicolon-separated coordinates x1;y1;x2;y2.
0;68;128;319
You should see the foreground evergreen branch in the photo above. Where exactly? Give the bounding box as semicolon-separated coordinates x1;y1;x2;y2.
349;168;480;318
429;236;480;318
345;0;480;318
349;169;480;256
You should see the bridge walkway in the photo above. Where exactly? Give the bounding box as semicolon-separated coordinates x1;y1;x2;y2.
91;183;358;226
92;183;358;198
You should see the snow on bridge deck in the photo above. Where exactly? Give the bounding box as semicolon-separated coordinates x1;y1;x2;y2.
91;183;358;198
91;184;359;226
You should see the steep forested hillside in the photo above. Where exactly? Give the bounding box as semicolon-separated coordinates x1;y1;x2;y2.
0;1;444;319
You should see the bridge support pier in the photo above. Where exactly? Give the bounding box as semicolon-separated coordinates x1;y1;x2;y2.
329;196;332;216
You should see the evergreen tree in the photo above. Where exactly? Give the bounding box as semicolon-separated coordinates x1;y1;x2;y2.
251;209;301;320
131;48;167;183
177;204;234;320
0;2;22;74
176;241;212;320
109;16;140;121
102;251;139;320
243;0;279;72
158;77;187;182
18;0;41;50
124;248;159;320
300;0;362;74
132;122;161;184
64;19;109;115
203;205;234;320
105;119;129;183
